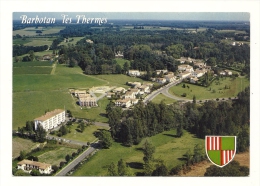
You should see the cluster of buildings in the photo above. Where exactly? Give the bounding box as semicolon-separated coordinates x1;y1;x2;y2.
17;159;52;174
71;89;97;108
34;109;66;131
107;82;153;108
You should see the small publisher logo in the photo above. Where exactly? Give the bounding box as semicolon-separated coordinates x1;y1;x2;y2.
205;136;236;167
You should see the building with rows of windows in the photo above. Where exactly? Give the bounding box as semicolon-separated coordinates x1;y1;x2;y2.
34;109;65;131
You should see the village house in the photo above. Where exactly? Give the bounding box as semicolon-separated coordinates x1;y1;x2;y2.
34;109;65;131
138;85;150;94
106;92;115;98
115;99;132;108
192;69;205;78
177;57;193;64
225;70;233;75
130;98;139;105
79;96;97;107
86;39;93;44
127;82;142;88
190;77;199;84
113;87;126;94
115;51;124;58
128;70;141;77
41;54;52;61
178;72;191;79
156;78;167;84
156;69;168;75
124;89;140;99
164;74;175;82
193;62;206;68
17;159;52;174
178;65;193;72
185;66;194;73
74;90;87;98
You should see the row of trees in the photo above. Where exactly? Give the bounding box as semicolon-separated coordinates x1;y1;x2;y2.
106;87;250;153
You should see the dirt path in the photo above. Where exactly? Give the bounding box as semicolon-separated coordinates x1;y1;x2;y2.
179;151;250;176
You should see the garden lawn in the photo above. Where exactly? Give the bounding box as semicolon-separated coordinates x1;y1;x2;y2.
115;58;130;68
37;146;78;167
58;124;109;143
151;93;177;104
72;129;204;176
169;77;249;100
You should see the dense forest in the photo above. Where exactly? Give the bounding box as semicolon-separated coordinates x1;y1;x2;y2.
106;87;250;152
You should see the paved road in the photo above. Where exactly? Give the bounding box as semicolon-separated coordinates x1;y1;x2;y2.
143;79;184;103
55;142;100;176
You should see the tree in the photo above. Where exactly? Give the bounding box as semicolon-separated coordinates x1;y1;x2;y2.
79;122;85;133
14;169;31;176
193;144;205;163
99;130;113;148
35;125;47;142
107;162;118;176
65;154;71;162
193;95;196;104
152;163;168;176
117;159;127;176
123;62;129;74
176;124;183;137
28;50;35;61
19;150;27;161
143;140;155;163
52;165;59;173
205;161;249;176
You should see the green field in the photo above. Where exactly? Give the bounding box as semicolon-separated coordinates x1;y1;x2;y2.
72;129;204;176
13;26;65;36
37;146;78;167
57;124;109;143
115;58;130;68
216;29;247;34
59;37;85;46
151;93;176;104
169;77;249;100
13;61;53;67
23;38;53;46
13;67;52;75
12;64;112;129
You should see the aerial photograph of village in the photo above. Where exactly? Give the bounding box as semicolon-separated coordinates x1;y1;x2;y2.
12;12;250;177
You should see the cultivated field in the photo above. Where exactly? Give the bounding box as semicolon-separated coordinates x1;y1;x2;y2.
13;67;52;75
72;129;204;176
13;27;65;36
169;76;249;100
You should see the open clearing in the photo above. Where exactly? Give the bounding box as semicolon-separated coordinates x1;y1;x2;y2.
169;76;249;100
151;93;176;104
72;129;204;176
58;37;85;46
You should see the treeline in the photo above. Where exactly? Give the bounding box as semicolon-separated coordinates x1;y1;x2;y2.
106;87;250;152
13;45;48;57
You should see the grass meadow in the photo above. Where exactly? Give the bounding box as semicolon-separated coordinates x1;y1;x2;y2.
13;64;112;129
115;58;130;67
13;61;53;67
72;129;204;176
151;93;177;105
13;67;52;75
169;76;249;100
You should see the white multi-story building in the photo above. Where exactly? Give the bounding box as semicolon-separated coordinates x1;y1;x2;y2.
17;159;52;174
128;70;141;77
34;109;65;131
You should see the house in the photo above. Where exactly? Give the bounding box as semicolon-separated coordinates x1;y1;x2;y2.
34;109;65;131
113;87;126;94
177;57;193;63
178;65;193;72
86;39;93;44
128;70;141;77
178;72;191;79
115;99;131;108
156;69;168;75
130;99;139;105
192;69;205;78
17;159;52;174
193;62;206;68
225;70;232;75
124;89;140;99
127;82;142;88
164;74;175;82
138;85;150;94
115;51;124;58
74;90;86;98
79;97;97;107
42;55;52;61
156;78;167;84
190;77;199;84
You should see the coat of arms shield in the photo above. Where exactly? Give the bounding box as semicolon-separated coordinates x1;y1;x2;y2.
205;136;236;167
